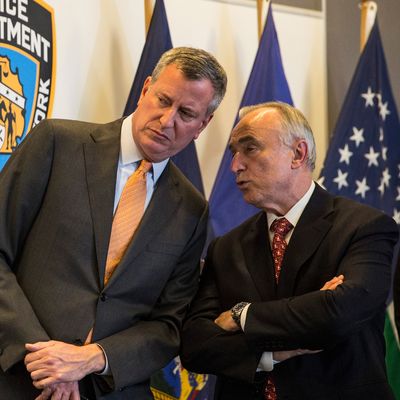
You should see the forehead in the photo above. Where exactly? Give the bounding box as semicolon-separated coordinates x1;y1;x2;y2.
152;64;214;101
230;108;281;144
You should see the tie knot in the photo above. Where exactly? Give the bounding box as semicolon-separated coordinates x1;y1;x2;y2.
136;159;152;177
271;217;293;237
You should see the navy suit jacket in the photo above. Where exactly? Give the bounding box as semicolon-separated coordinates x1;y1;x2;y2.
181;185;398;400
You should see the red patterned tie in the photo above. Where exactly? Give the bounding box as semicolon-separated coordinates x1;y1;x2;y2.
265;217;293;400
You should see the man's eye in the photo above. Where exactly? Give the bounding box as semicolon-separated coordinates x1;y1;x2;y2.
180;110;195;121
245;146;256;153
158;96;168;106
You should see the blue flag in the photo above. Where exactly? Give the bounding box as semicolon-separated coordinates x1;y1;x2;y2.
208;3;293;238
125;2;210;399
123;0;204;194
318;21;400;396
123;0;172;116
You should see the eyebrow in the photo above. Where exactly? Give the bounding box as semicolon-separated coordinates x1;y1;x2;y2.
228;133;261;152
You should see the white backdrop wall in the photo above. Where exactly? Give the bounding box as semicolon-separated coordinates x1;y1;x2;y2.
48;0;327;197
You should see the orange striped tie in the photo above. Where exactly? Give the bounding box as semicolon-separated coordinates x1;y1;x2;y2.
104;159;152;284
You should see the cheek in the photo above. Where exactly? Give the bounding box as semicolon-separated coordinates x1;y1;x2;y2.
175;124;201;143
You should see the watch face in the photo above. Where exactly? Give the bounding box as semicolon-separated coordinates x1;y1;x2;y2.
231;302;249;326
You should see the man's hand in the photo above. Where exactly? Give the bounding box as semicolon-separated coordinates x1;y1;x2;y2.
25;340;105;389
214;310;240;332
34;381;80;400
320;274;344;291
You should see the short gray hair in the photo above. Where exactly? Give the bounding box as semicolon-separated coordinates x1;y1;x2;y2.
239;102;316;170
151;47;227;116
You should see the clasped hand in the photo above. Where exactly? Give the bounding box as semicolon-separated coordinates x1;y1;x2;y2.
24;340;105;399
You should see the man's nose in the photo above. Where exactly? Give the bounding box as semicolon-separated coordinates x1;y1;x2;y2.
160;108;176;128
230;152;244;174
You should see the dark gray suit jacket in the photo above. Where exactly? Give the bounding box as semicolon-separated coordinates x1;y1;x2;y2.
0;118;208;399
181;185;398;400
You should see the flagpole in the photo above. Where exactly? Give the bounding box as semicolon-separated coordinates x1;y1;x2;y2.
144;0;154;35
256;0;263;41
257;0;270;42
359;0;377;51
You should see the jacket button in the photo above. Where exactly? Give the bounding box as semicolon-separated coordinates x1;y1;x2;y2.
100;293;107;302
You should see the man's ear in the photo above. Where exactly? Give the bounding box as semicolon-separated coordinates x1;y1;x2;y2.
137;76;152;105
292;140;308;169
194;113;214;139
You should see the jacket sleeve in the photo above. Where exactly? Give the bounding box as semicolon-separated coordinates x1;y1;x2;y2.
0;121;53;372
96;202;209;391
245;212;398;350
180;240;261;384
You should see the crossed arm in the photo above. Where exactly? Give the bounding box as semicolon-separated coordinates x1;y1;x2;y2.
214;275;344;363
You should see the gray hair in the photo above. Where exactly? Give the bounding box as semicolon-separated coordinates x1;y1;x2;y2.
239;102;316;170
151;47;227;116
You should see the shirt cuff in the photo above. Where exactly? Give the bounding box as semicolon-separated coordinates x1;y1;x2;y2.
257;351;274;371
240;303;251;330
240;303;275;372
95;343;110;375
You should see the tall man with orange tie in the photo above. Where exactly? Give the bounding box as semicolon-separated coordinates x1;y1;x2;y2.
181;102;398;400
0;47;227;399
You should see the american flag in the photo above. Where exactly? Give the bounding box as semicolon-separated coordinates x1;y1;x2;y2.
318;20;400;396
319;21;400;223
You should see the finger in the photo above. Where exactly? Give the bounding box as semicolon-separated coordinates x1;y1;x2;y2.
50;389;62;400
26;357;51;372
320;275;344;291
60;392;70;400
26;341;54;352
33;377;60;390
71;388;81;400
31;369;55;382
35;387;53;400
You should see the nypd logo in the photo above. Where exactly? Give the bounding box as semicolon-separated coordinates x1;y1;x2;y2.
0;0;55;169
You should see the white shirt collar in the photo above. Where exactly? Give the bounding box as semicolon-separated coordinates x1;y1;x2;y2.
120;114;169;182
267;181;316;230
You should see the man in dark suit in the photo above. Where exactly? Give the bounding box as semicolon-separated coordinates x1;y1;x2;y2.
181;102;398;400
0;47;227;399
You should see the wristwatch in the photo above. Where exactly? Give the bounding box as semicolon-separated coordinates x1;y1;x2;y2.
231;302;250;328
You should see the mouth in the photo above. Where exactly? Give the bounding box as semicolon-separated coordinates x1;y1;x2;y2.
148;127;170;142
236;180;250;190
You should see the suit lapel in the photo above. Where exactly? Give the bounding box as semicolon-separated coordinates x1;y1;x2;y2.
277;185;334;297
241;212;277;301
83;119;122;285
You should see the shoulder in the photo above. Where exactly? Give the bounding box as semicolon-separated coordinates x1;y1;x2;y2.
311;186;398;240
30;118;123;142
166;161;207;211
333;195;397;230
